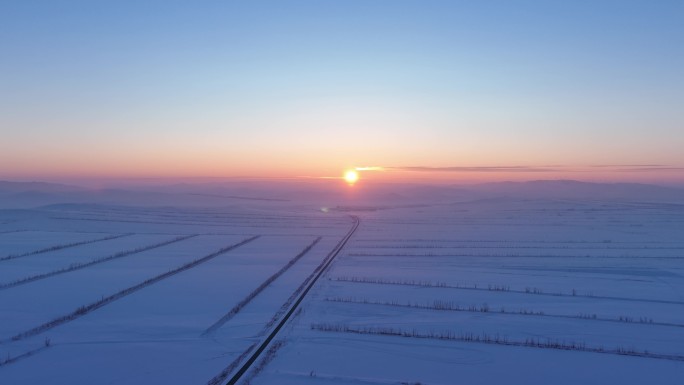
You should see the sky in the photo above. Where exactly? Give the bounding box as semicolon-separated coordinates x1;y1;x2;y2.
1;0;683;184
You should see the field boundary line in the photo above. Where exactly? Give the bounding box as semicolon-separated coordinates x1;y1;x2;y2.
312;324;684;362
324;297;684;329
216;215;359;385
333;277;684;305
0;234;198;291
203;236;322;335
2;236;260;344
1;233;133;262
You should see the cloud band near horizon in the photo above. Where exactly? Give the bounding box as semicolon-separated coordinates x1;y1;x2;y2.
354;165;684;173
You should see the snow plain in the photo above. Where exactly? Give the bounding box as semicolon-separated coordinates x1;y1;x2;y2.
254;199;684;385
0;203;351;384
1;196;684;384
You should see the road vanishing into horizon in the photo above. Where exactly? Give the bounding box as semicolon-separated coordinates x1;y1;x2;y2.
224;215;360;385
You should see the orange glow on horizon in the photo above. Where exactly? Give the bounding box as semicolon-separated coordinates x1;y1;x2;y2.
1;154;682;185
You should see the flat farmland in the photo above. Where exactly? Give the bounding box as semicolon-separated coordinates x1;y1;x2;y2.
0;204;352;384
2;198;684;384
251;200;684;385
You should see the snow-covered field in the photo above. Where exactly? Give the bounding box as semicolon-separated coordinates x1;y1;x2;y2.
254;200;684;385
1;197;684;384
0;203;351;384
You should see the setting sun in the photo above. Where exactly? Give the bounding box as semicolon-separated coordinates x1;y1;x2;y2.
344;170;359;185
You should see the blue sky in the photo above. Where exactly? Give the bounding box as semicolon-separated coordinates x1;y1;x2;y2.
1;1;682;181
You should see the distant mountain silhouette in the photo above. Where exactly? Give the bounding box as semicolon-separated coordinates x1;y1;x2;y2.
467;180;684;202
1;179;682;209
0;181;85;194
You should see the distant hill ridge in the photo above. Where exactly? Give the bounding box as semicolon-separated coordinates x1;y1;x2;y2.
0;181;86;194
0;179;682;209
470;180;684;201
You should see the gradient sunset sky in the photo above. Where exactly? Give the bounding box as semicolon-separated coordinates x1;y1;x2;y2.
1;1;682;183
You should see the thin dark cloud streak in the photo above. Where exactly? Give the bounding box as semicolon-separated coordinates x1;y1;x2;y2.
370;165;684;173
386;166;562;173
589;164;671;168
615;167;684;172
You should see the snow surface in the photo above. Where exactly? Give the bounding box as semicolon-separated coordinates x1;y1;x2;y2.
1;195;684;384
252;199;684;385
0;203;350;384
